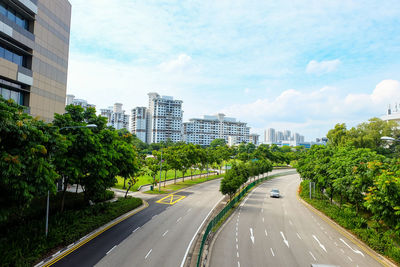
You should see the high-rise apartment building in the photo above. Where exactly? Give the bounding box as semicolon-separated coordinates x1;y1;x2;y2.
265;128;276;143
183;113;250;146
249;133;259;145
147;93;183;143
130;106;147;143
0;0;71;121
66;94;95;109
100;103;129;130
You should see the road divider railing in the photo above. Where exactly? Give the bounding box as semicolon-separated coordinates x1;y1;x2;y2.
196;170;297;267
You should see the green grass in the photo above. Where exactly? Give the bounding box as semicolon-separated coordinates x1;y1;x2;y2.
114;169;213;191
144;174;224;194
1;196;142;267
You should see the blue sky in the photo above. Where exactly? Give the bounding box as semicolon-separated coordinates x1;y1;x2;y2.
67;0;400;140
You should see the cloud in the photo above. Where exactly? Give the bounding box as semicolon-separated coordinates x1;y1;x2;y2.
221;80;400;139
159;54;193;72
306;59;341;74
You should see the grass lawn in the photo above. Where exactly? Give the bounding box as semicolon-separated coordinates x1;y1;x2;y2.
114;169;212;191
144;174;224;194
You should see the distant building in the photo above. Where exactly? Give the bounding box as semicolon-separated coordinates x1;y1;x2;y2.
249;133;260;145
183;113;250;146
130;93;183;144
100;103;129;130
265;128;276;143
66;94;95;109
381;104;400;124
131;107;147;143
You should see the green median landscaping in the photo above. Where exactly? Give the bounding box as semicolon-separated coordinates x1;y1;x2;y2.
0;192;142;267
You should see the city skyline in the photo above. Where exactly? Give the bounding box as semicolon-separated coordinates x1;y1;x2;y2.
67;1;400;140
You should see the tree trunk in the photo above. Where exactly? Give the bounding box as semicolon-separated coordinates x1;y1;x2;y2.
191;169;193;180
164;170;167;187
75;181;79;193
125;183;132;198
182;170;185;182
60;176;69;212
174;170;177;184
123;177;126;189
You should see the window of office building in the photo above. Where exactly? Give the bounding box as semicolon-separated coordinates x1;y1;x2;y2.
0;87;24;105
0;2;29;31
0;45;27;67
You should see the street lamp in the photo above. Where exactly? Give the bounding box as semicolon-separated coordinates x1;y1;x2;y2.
45;124;97;237
381;136;400;142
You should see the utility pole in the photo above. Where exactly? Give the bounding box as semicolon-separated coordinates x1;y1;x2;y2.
158;149;163;192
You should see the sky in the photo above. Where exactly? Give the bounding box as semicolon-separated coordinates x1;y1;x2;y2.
67;0;400;141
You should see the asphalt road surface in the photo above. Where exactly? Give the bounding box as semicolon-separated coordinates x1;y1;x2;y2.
209;173;383;267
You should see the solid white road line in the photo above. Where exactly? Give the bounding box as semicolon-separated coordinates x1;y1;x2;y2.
250;228;255;244
132;227;140;233
312;235;327;253
179;196;224;267
145;249;152;259
309;251;316;261
270;248;275;257
106;245;117;255
340;238;365;257
162;230;168;237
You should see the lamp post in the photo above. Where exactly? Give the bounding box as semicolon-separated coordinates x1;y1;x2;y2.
158;148;163;192
45;124;97;237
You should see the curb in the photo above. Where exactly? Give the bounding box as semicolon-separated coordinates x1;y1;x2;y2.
297;191;397;267
35;199;149;267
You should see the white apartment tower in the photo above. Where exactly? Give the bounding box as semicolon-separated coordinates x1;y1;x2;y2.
147;93;183;143
131;107;147;143
100;103;130;130
183;113;250;146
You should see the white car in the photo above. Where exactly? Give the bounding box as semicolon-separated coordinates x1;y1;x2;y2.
270;189;280;198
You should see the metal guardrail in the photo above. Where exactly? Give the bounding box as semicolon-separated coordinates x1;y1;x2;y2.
196;170;297;267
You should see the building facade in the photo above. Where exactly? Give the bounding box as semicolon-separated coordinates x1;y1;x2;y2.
265;128;276;143
249;133;260;145
130;106;147;143
264;127;305;144
183;113;250;146
100;103;129;130
147;93;183;143
0;0;71;121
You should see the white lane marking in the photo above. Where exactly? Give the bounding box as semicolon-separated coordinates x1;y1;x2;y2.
237;251;239;258
328;235;333;240
340;238;365;257
312;235;327;252
284;210;287;215
132;227;140;233
180;196;224;267
236;232;238;237
270;248;275;256
296;233;302;240
162;230;168;237
238;261;240;267
236;244;238;249
177;217;182;222
309;251;316;261
145;249;152;259
250;228;255;244
261;208;263;213
236;237;238;242
106;245;117;255
348;256;353;262
262;217;265;222
265;229;268;237
340;248;345;254
187;208;192;213
236;226;238;231
334;242;338;246
289;220;293;226
280;231;289;248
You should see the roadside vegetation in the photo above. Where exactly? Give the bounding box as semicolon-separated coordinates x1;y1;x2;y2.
0;97;301;266
296;118;400;264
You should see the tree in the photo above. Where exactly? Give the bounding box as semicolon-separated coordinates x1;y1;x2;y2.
0;97;65;221
146;156;160;188
210;138;226;148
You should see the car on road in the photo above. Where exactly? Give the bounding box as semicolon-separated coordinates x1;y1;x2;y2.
270;189;280;198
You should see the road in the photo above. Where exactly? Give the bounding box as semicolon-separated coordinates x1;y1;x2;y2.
209;173;383;267
51;169;288;267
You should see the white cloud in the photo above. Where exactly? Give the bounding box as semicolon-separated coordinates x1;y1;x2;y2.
159;54;193;72
306;59;341;74
220;80;400;140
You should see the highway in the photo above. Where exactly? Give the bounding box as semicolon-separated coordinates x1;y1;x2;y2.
209;173;383;267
